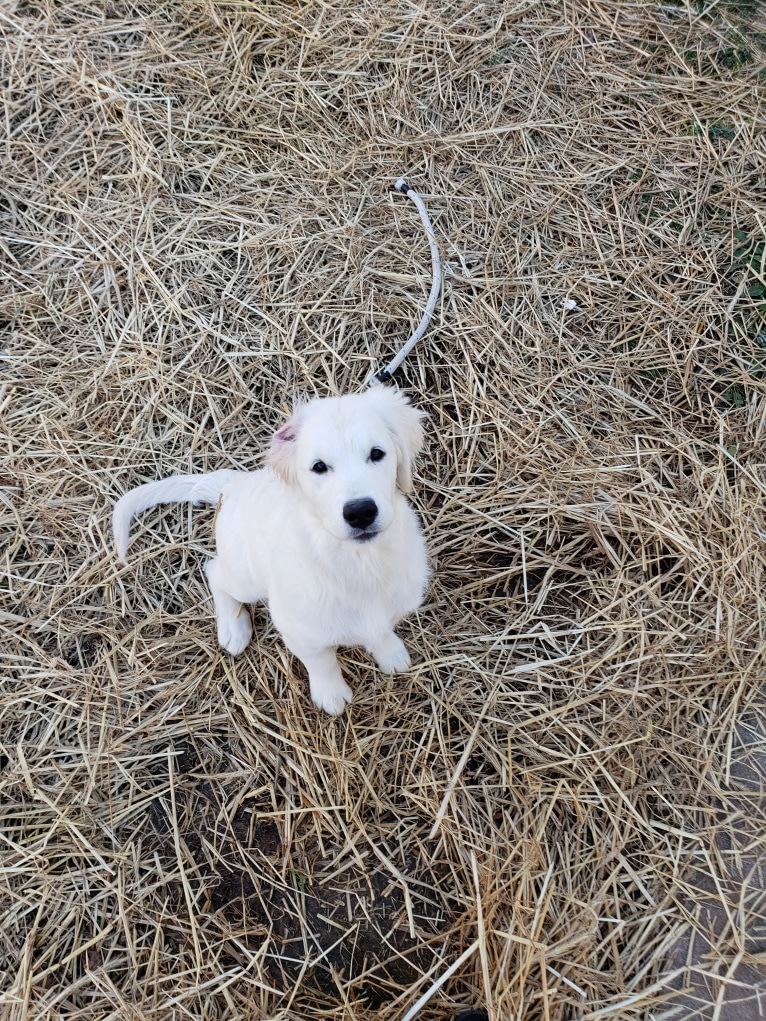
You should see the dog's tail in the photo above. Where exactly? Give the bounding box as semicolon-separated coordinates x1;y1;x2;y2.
112;469;241;563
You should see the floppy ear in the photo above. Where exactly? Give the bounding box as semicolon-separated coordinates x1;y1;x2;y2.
369;386;426;493
268;412;301;483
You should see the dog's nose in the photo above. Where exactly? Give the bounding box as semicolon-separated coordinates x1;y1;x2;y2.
343;498;378;530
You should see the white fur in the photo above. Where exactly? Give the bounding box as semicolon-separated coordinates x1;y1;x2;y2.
112;388;429;715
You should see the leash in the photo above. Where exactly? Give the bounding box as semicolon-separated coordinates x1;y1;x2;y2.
370;179;442;385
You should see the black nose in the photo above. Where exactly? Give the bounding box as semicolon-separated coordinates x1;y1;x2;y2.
343;498;378;530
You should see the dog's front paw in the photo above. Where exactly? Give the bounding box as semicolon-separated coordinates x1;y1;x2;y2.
311;678;353;716
218;609;253;656
371;633;411;674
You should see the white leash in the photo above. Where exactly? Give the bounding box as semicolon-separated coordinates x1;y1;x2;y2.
370;179;442;385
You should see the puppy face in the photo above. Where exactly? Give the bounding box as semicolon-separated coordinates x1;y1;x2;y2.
269;389;425;543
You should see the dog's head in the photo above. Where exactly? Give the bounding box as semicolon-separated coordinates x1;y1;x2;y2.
268;388;425;543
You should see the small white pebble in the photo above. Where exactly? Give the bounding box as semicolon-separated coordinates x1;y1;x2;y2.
563;298;579;310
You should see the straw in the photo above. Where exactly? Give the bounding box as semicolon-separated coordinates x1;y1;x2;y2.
2;1;766;1019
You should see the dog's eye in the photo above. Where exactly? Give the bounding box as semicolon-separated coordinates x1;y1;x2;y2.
369;447;385;463
311;460;329;474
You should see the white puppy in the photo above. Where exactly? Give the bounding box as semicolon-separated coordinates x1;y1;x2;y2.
112;387;429;715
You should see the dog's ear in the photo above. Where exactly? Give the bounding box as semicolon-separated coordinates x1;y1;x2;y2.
369;386;426;493
268;413;301;483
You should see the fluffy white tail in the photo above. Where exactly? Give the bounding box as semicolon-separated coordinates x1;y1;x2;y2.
112;469;241;563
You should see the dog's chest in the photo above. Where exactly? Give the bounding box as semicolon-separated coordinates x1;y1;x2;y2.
316;559;406;626
271;537;426;647
342;547;425;634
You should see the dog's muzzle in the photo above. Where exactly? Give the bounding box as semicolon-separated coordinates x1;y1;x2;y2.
343;497;378;539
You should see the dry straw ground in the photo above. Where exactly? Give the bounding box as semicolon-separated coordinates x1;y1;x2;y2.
2;0;766;1018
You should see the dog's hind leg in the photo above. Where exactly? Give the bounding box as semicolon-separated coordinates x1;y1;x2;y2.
205;557;253;655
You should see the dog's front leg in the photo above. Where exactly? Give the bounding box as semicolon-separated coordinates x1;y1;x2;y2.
281;634;352;716
367;631;411;674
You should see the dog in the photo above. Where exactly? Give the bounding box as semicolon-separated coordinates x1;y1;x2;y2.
112;387;429;715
